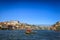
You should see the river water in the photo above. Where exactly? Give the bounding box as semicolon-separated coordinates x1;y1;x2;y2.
0;30;60;40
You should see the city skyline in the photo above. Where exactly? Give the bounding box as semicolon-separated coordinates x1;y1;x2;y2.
0;0;60;25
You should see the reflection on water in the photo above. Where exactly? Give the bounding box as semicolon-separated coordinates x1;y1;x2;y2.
0;30;60;40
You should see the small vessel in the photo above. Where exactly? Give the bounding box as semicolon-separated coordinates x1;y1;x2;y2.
25;29;36;34
25;29;32;34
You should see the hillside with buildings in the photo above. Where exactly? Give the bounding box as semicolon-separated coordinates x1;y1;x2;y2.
50;21;60;31
0;20;60;31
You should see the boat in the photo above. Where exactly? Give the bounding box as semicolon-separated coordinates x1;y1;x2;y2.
25;29;36;34
25;29;32;34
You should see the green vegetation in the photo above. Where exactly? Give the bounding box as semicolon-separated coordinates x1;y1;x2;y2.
56;26;60;30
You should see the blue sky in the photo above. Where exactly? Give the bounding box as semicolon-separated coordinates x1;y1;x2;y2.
0;0;60;25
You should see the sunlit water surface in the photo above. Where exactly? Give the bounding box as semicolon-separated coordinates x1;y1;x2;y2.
0;30;60;40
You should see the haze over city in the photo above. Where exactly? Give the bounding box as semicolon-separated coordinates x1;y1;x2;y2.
0;0;60;25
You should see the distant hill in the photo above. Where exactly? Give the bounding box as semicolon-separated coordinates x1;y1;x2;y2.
0;20;60;31
50;21;60;31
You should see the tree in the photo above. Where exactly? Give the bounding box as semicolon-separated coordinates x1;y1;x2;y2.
56;26;60;31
